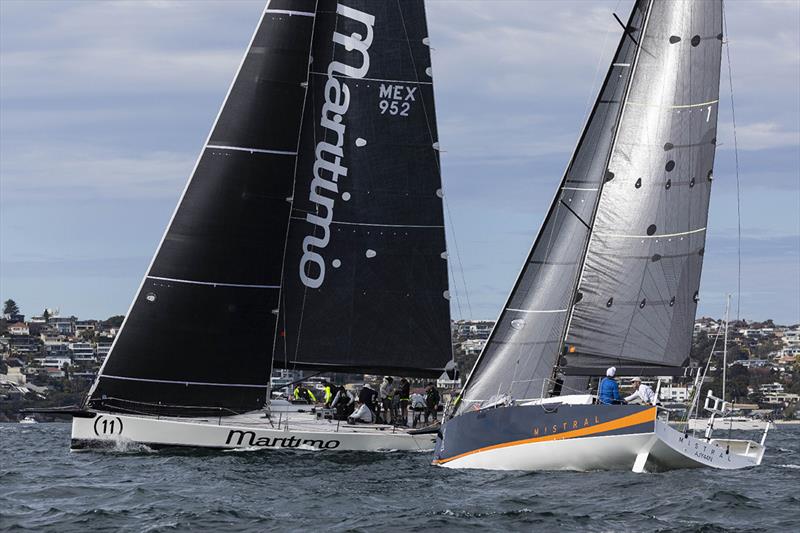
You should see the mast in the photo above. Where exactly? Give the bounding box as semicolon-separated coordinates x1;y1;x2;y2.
722;294;730;402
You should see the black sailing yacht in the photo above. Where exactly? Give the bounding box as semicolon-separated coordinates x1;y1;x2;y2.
67;0;453;451
433;0;768;471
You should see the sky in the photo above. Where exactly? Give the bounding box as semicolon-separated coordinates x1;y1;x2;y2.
1;0;798;324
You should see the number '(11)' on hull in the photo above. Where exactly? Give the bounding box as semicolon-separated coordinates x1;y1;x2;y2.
433;401;765;472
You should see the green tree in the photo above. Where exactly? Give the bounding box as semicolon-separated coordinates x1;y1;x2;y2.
43;308;51;321
104;315;125;328
3;299;20;316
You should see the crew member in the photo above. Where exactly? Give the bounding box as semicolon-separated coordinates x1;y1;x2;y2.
625;377;657;405
598;367;624;405
349;383;378;424
424;383;440;424
322;380;334;407
397;377;411;426
331;385;356;420
379;376;395;424
410;391;426;427
293;385;316;403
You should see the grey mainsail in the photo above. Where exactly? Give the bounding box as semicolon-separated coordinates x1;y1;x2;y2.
458;0;723;411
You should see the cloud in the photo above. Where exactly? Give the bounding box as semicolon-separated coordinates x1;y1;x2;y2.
0;145;192;200
717;121;800;151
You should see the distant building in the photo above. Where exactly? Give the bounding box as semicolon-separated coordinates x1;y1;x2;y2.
659;385;691;402
9;336;39;356
461;338;487;356
69;342;96;363
7;322;29;336
48;317;75;336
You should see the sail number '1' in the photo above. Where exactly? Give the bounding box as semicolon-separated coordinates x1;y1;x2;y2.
378;84;416;116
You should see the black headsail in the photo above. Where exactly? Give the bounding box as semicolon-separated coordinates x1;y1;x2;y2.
275;0;452;377
88;2;319;415
457;0;722;412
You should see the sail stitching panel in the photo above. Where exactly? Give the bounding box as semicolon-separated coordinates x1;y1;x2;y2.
147;276;280;290
205;144;298;156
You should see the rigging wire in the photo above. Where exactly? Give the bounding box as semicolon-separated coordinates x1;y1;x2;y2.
722;1;743;321
396;0;473;324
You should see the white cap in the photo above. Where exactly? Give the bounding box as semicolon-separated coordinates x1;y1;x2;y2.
632;377;642;382
606;367;617;377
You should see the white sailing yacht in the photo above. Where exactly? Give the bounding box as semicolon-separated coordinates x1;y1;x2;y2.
59;0;451;451
684;298;773;432
433;0;769;472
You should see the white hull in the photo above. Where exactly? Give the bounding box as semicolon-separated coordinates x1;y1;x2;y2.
686;417;773;431
71;410;436;452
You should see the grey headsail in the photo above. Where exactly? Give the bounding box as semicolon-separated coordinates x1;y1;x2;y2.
88;2;318;415
458;0;722;411
274;0;451;377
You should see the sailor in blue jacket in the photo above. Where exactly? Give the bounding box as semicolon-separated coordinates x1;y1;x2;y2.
598;367;625;405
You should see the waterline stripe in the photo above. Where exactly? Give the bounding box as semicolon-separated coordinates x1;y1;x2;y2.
147;276;280;289
100;375;268;388
206;145;297;156
594;227;706;239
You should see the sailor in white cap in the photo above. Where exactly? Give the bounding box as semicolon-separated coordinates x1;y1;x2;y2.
625;377;657;405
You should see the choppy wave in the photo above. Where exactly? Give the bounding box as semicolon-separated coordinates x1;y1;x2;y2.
1;423;799;532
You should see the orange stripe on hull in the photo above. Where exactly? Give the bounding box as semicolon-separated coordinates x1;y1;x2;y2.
433;407;656;465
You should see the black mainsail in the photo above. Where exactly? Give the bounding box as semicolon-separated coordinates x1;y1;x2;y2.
276;1;449;376
88;0;451;415
458;0;723;411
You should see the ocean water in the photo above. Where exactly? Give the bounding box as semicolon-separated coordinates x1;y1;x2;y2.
1;423;798;532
